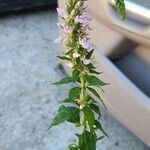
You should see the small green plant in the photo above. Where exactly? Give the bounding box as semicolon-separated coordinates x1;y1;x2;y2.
50;0;126;149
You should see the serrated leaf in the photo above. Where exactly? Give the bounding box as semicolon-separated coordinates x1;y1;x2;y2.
53;77;72;85
94;120;108;137
49;106;80;129
72;69;80;82
57;56;71;61
85;75;108;87
69;87;81;99
83;106;95;132
89;104;101;119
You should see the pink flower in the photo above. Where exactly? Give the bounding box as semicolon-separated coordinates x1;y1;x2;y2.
85;15;93;21
79;38;91;49
75;15;85;24
56;8;67;18
54;36;63;43
75;14;93;24
63;25;72;33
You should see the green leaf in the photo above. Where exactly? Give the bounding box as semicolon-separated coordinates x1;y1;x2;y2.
86;50;94;59
69;87;81;100
85;75;108;87
66;145;79;150
89;69;102;75
83;106;95;132
87;87;101;99
86;95;98;103
49;106;80;129
76;58;83;71
78;130;96;150
87;87;106;108
89;104;101;119
72;69;80;82
61;98;76;103
85;63;96;70
53;77;72;85
97;135;105;141
57;56;71;61
114;0;126;20
94;120;108;137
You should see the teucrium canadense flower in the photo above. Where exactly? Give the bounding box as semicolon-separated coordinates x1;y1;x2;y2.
50;0;126;149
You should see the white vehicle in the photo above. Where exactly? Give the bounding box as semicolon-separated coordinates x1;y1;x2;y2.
59;0;150;147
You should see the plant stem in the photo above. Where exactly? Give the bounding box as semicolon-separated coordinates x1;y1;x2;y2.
80;73;87;131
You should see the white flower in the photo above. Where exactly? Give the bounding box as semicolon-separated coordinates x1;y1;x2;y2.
73;52;81;58
66;62;74;68
83;59;91;65
79;38;91;49
63;25;72;33
80;105;85;110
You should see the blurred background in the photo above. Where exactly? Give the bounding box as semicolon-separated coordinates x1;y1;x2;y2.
0;0;149;150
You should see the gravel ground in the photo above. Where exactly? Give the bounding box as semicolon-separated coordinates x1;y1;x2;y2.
0;7;149;150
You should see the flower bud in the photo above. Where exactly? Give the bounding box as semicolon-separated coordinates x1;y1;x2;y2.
75;1;83;9
73;52;81;58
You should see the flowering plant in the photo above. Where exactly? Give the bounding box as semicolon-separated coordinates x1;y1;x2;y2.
50;0;126;149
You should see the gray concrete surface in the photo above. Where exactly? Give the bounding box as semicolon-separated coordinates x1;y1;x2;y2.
0;8;149;150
